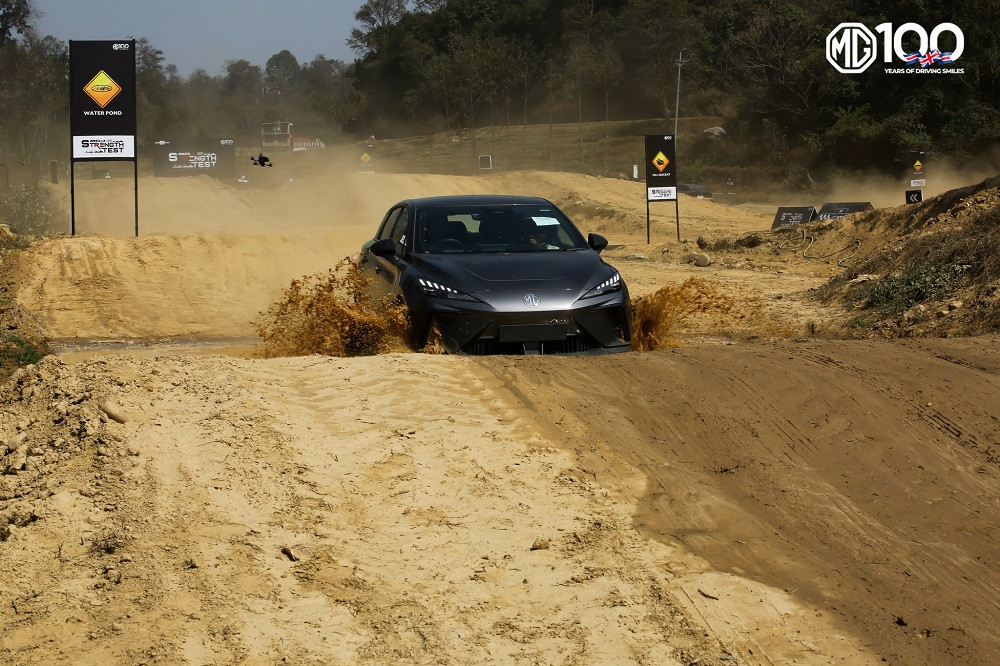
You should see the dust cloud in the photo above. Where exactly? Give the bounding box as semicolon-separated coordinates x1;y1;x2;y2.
821;150;1000;209
253;258;410;357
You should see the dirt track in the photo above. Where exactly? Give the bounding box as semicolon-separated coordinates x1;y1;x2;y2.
2;162;999;664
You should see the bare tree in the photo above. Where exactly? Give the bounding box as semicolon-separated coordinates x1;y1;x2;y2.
563;40;591;170
591;40;624;174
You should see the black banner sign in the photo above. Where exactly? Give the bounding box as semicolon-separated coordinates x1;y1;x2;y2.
905;189;923;205
817;202;874;220
771;206;817;229
153;138;237;179
69;40;137;161
909;149;926;178
644;134;677;201
359;137;376;173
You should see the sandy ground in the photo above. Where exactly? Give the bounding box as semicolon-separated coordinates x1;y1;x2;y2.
2;157;999;664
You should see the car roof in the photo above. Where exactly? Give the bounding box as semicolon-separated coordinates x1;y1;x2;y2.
399;195;555;208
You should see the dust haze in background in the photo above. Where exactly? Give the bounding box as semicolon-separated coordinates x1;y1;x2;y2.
820;148;1000;209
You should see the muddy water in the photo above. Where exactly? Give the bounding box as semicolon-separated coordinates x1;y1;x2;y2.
630;277;736;351
237;271;731;357
53;270;738;361
253;258;410;358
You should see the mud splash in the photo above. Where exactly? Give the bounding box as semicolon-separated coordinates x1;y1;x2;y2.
254;258;410;357
631;278;736;351
258;270;753;358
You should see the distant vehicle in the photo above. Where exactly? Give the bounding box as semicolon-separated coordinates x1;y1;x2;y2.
677;183;712;198
250;153;273;167
358;195;632;355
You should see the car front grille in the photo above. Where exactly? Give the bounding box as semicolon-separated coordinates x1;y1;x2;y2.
461;335;601;356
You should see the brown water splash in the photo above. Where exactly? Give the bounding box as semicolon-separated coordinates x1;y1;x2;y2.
631;278;735;351
254;258;410;357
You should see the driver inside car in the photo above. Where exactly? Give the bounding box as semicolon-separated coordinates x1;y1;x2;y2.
520;223;559;250
421;213;469;252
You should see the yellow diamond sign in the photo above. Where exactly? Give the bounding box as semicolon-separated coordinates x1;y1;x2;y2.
652;151;670;172
913;160;923;171
83;70;122;108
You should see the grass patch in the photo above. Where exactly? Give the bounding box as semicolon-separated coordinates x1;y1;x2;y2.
1;331;44;366
862;260;970;315
90;531;128;555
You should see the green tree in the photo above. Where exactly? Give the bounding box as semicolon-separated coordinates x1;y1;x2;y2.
0;29;66;163
265;49;300;93
0;0;33;47
348;0;408;56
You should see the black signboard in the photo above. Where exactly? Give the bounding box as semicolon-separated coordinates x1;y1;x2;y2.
771;206;817;229
359;138;376;173
909;149;926;178
905;189;923;205
69;40;137;161
817;202;874;220
153;138;237;179
644;134;677;201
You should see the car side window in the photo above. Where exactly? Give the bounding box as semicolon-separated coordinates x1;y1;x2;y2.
389;206;409;253
378;207;405;241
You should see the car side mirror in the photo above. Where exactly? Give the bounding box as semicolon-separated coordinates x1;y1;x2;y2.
370;238;396;257
588;233;608;253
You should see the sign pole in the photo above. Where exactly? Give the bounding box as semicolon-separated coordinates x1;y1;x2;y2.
646;200;650;244
133;160;139;237
675;198;680;242
70;162;76;236
131;42;138;238
672;51;688;244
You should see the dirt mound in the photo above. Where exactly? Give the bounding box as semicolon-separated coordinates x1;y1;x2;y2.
813;176;1000;336
0;250;48;382
0;356;124;513
0;351;878;665
13;168;801;348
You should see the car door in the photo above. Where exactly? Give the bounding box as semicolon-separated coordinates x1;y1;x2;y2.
362;205;409;300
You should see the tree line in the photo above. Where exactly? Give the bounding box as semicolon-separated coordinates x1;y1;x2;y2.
1;0;999;178
0;1;360;169
351;0;1000;175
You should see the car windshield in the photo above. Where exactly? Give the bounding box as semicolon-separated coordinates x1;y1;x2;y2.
413;204;589;254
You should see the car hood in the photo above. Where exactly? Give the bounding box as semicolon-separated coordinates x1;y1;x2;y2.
410;251;614;294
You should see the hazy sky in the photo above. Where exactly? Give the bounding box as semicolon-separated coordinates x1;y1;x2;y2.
33;0;363;77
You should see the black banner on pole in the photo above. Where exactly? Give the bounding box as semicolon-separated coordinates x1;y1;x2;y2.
70;40;137;160
909;149;926;178
153;138;237;179
644;134;680;243
359;137;376;173
69;40;138;237
644;134;677;201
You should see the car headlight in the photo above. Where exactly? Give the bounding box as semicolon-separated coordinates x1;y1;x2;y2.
581;272;622;299
416;278;482;302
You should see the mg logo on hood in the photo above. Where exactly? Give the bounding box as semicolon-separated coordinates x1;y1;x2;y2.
523;294;541;308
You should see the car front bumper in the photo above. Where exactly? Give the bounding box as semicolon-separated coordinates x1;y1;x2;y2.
409;288;632;355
